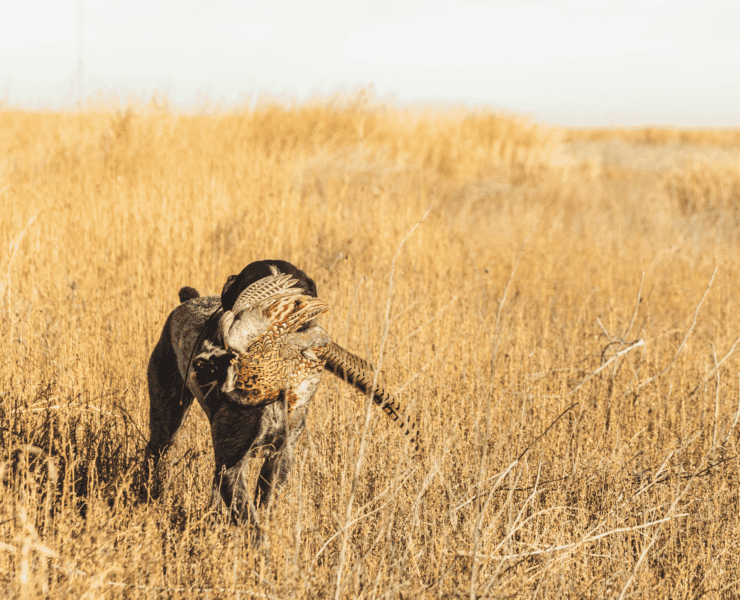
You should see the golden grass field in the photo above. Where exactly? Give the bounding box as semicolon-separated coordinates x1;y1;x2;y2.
2;96;740;598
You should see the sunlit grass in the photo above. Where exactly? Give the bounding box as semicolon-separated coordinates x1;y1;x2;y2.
2;98;740;598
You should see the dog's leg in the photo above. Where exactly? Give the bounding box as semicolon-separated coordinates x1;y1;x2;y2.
210;402;262;523
255;408;306;509
144;318;195;500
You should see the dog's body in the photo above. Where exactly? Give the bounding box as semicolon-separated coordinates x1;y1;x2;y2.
145;260;416;523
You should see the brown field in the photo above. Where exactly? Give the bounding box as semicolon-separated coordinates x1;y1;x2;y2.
2;98;740;598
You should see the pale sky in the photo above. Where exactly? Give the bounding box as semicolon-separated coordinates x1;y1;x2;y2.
2;0;739;127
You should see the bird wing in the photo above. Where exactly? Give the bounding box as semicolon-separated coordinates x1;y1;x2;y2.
231;273;302;314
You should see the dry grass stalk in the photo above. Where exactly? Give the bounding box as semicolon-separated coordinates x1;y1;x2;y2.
2;99;740;597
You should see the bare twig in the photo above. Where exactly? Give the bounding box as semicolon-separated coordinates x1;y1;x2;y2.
311;468;415;569
689;335;740;397
457;514;688;562
631;267;718;395
448;461;519;515
712;343;720;448
517;402;580;462
471;224;538;600
624;271;645;340
334;200;433;600
618;499;690;597
725;373;740;444
619;418;718;599
569;339;645;397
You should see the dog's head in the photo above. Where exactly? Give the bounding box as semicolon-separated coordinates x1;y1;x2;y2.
220;260;317;311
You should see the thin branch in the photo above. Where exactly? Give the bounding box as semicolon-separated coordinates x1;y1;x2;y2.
619;495;692;598
374;200;434;380
517;402;580;462
724;373;740;445
619;418;718;599
334;199;433;600
689;335;740;397
472;223;538;600
312;469;414;570
685;454;740;479
569;339;644;397
624;271;645;340
632;266;718;395
457;514;688;562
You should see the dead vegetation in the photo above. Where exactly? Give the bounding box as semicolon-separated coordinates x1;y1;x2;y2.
2;97;740;598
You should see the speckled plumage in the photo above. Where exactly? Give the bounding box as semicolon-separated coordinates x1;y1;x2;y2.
228;284;329;410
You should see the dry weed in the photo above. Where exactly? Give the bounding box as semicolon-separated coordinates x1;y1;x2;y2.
2;99;740;598
664;160;740;219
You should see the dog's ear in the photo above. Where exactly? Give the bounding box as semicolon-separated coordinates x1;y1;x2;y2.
193;346;236;390
220;275;238;304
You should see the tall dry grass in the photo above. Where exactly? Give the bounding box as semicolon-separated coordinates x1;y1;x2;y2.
2;97;740;598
